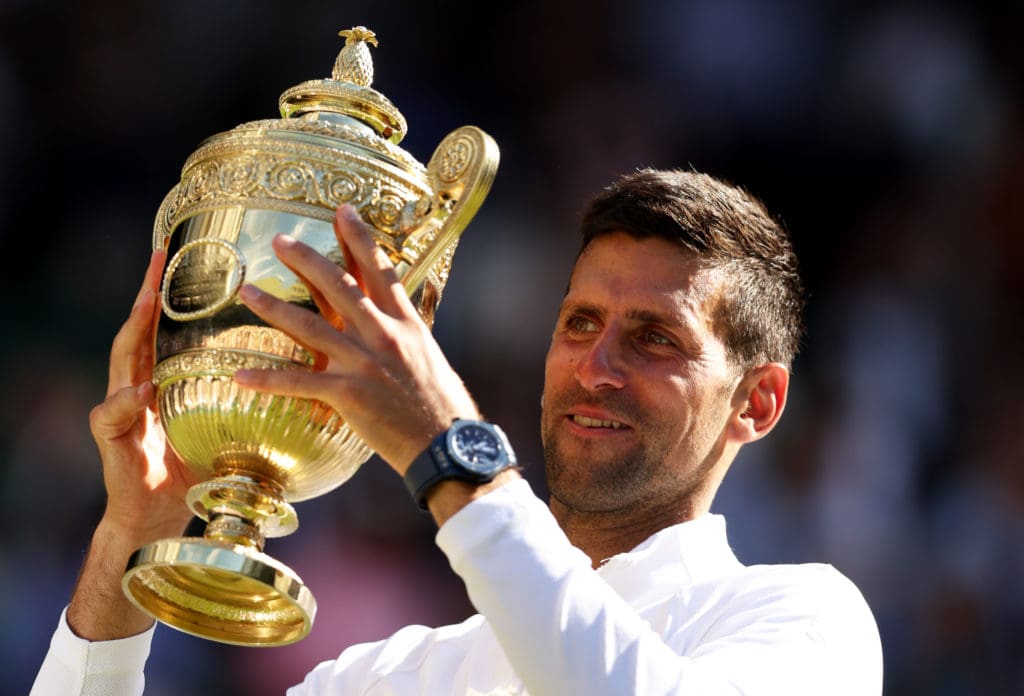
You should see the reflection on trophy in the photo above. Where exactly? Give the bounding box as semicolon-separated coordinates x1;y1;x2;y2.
120;27;499;646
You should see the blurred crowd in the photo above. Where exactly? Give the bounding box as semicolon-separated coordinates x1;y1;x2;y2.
0;1;1021;694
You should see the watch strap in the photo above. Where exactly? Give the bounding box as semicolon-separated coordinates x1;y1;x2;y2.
403;421;515;511
404;434;458;511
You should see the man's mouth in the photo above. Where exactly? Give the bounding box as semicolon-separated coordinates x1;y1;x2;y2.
570;414;627;429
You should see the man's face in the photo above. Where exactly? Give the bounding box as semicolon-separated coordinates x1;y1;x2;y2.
541;232;741;515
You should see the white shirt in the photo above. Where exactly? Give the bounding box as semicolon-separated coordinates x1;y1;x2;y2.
33;480;883;695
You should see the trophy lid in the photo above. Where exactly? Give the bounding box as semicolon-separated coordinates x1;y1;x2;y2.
279;27;408;145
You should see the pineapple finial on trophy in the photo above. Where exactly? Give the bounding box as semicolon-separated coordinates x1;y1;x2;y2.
279;26;407;143
334;27;378;86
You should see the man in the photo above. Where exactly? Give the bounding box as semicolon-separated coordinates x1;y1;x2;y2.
33;169;883;694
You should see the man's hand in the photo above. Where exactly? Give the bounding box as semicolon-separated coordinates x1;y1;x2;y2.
234;205;481;475
67;250;196;640
91;248;196;539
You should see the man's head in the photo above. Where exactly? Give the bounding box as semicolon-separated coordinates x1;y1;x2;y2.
579;168;804;371
541;169;802;527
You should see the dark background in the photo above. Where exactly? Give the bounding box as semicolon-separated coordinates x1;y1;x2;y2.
1;1;1022;694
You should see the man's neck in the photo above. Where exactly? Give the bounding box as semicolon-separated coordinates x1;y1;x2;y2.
550;495;708;569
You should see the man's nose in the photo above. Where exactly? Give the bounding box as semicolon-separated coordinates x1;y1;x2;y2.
575;331;627;390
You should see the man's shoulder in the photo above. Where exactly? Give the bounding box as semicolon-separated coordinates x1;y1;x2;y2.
709;561;872;621
731;560;857;592
638;558;883;694
694;561;881;654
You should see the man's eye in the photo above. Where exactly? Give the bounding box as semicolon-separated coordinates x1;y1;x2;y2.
642;330;672;346
567;316;598;333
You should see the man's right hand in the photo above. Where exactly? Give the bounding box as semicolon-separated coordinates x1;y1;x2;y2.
90;248;195;540
67;249;196;641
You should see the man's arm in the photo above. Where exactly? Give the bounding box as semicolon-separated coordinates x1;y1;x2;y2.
32;250;196;695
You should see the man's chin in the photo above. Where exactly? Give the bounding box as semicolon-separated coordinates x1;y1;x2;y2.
545;459;647;514
548;483;638;515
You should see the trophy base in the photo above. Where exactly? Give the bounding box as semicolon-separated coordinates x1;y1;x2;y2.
122;537;316;647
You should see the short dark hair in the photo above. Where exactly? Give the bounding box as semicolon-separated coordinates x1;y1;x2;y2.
579;168;805;370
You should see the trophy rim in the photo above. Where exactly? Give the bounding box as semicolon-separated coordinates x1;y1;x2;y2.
122;537;316;647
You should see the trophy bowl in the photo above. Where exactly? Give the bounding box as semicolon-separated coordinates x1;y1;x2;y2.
120;27;499;646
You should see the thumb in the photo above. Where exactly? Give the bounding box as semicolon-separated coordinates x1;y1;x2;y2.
90;382;155;442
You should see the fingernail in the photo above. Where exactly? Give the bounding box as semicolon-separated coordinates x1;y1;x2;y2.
238;284;264;303
134;289;154;310
274;234;297;247
339;205;361;223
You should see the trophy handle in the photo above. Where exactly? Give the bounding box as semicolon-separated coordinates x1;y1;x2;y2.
153;184;181;251
400;126;500;295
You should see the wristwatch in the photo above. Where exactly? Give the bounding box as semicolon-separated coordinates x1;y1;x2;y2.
403;419;517;511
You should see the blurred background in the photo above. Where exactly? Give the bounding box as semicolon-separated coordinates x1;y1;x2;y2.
1;0;1021;693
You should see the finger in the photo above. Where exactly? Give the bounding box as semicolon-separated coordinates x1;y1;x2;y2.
341;233;361;297
270;234;384;337
136;249;168;306
232;363;343;405
108;251;167;393
108;287;159;396
91;382;155;442
271;243;346;331
146;251;167;343
333;206;409;316
238;283;356;364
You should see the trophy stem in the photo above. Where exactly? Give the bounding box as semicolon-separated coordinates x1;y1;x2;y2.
205;513;265;549
186;473;299;540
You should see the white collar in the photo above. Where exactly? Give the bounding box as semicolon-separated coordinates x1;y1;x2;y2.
596;514;743;602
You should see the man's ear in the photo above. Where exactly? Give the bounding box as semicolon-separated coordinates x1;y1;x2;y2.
729;363;790;444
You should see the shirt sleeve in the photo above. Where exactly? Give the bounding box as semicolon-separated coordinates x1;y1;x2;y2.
435;479;882;696
30;608;153;696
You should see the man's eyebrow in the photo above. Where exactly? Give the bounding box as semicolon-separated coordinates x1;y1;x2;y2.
557;300;603;317
625;308;696;331
559;303;701;333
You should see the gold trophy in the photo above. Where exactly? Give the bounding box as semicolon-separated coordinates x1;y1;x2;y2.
120;27;499;646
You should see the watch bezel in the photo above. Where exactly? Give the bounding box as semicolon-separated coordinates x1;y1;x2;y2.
403;419;517;511
446;421;510;474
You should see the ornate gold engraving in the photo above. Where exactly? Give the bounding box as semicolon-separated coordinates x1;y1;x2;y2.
438;135;475;183
154;131;434;251
152;349;299;386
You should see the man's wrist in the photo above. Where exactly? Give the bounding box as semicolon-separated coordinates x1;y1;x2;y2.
67;511;190;642
98;507;193;549
67;521;158;641
426;468;523;527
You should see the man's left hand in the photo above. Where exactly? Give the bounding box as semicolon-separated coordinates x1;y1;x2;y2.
234;205;480;475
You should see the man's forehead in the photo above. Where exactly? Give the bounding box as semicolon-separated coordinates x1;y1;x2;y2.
564;233;723;322
569;234;720;296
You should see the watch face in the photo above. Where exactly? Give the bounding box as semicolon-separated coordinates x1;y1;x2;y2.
450;423;505;473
